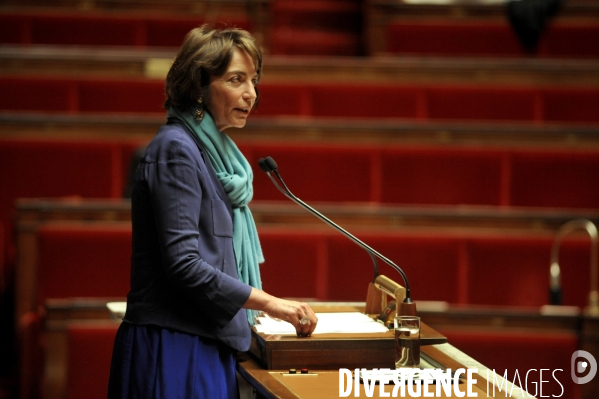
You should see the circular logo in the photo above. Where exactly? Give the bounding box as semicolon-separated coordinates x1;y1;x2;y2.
571;350;598;384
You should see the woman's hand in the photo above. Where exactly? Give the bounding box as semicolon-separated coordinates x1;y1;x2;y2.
244;288;318;337
262;297;318;337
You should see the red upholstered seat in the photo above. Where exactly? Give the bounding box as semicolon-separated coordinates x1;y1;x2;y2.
510;150;599;209
78;79;165;114
243;142;375;203
36;224;132;304
3;77;599;125
0;77;75;113
387;22;525;57
0;13;24;44
326;233;462;303
310;84;421;119
253;84;311;116
0;139;121;221
466;236;592;308
379;147;505;206
541;24;599;58
542;88;599;123
426;86;538;122
387;21;599;58
258;229;327;300
65;323;119;399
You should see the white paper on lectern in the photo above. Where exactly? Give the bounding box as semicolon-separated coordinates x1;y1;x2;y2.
254;312;389;334
107;301;127;319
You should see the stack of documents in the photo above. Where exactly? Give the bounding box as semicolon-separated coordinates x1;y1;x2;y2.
254;312;390;335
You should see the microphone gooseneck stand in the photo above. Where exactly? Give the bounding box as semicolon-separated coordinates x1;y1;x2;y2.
257;156;417;317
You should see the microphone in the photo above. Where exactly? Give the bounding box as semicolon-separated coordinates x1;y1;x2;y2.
257;156;416;317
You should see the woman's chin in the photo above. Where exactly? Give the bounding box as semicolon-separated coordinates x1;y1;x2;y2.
232;120;248;129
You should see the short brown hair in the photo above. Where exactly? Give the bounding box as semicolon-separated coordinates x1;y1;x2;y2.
164;25;262;111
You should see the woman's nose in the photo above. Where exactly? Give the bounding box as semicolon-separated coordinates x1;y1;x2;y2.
243;84;257;102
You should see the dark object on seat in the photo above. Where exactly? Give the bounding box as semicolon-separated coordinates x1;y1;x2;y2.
507;0;563;52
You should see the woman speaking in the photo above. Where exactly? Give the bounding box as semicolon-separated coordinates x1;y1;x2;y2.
108;25;317;398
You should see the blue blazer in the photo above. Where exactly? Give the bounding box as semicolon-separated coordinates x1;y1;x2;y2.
124;118;252;352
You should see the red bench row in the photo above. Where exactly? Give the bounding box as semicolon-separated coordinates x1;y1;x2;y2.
3;138;599;224
16;222;590;398
2;76;599;124
0;10;249;48
61;323;578;399
1;10;599;59
30;224;593;311
387;21;599;58
242;142;599;210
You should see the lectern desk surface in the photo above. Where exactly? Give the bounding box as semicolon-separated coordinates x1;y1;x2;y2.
238;344;513;399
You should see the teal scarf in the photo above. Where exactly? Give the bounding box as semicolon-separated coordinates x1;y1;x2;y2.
167;107;264;324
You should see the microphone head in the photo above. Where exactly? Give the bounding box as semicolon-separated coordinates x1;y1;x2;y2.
257;156;278;173
265;156;278;171
257;158;271;173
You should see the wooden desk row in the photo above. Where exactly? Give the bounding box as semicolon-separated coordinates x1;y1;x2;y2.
4;46;599;87
3;113;599;149
43;299;599;399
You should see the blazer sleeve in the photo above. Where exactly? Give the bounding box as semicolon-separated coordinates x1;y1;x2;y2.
146;132;252;328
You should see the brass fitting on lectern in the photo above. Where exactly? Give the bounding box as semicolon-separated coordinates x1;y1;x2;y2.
373;275;417;319
374;275;406;302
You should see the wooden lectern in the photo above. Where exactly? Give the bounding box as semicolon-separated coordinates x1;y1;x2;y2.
238;302;518;399
236;276;524;398
249;320;446;371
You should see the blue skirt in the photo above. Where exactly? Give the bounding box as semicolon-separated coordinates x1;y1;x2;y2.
108;322;239;399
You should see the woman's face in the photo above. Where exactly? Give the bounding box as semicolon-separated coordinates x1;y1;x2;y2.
207;48;259;131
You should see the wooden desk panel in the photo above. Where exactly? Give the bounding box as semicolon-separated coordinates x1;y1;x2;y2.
238;345;513;399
